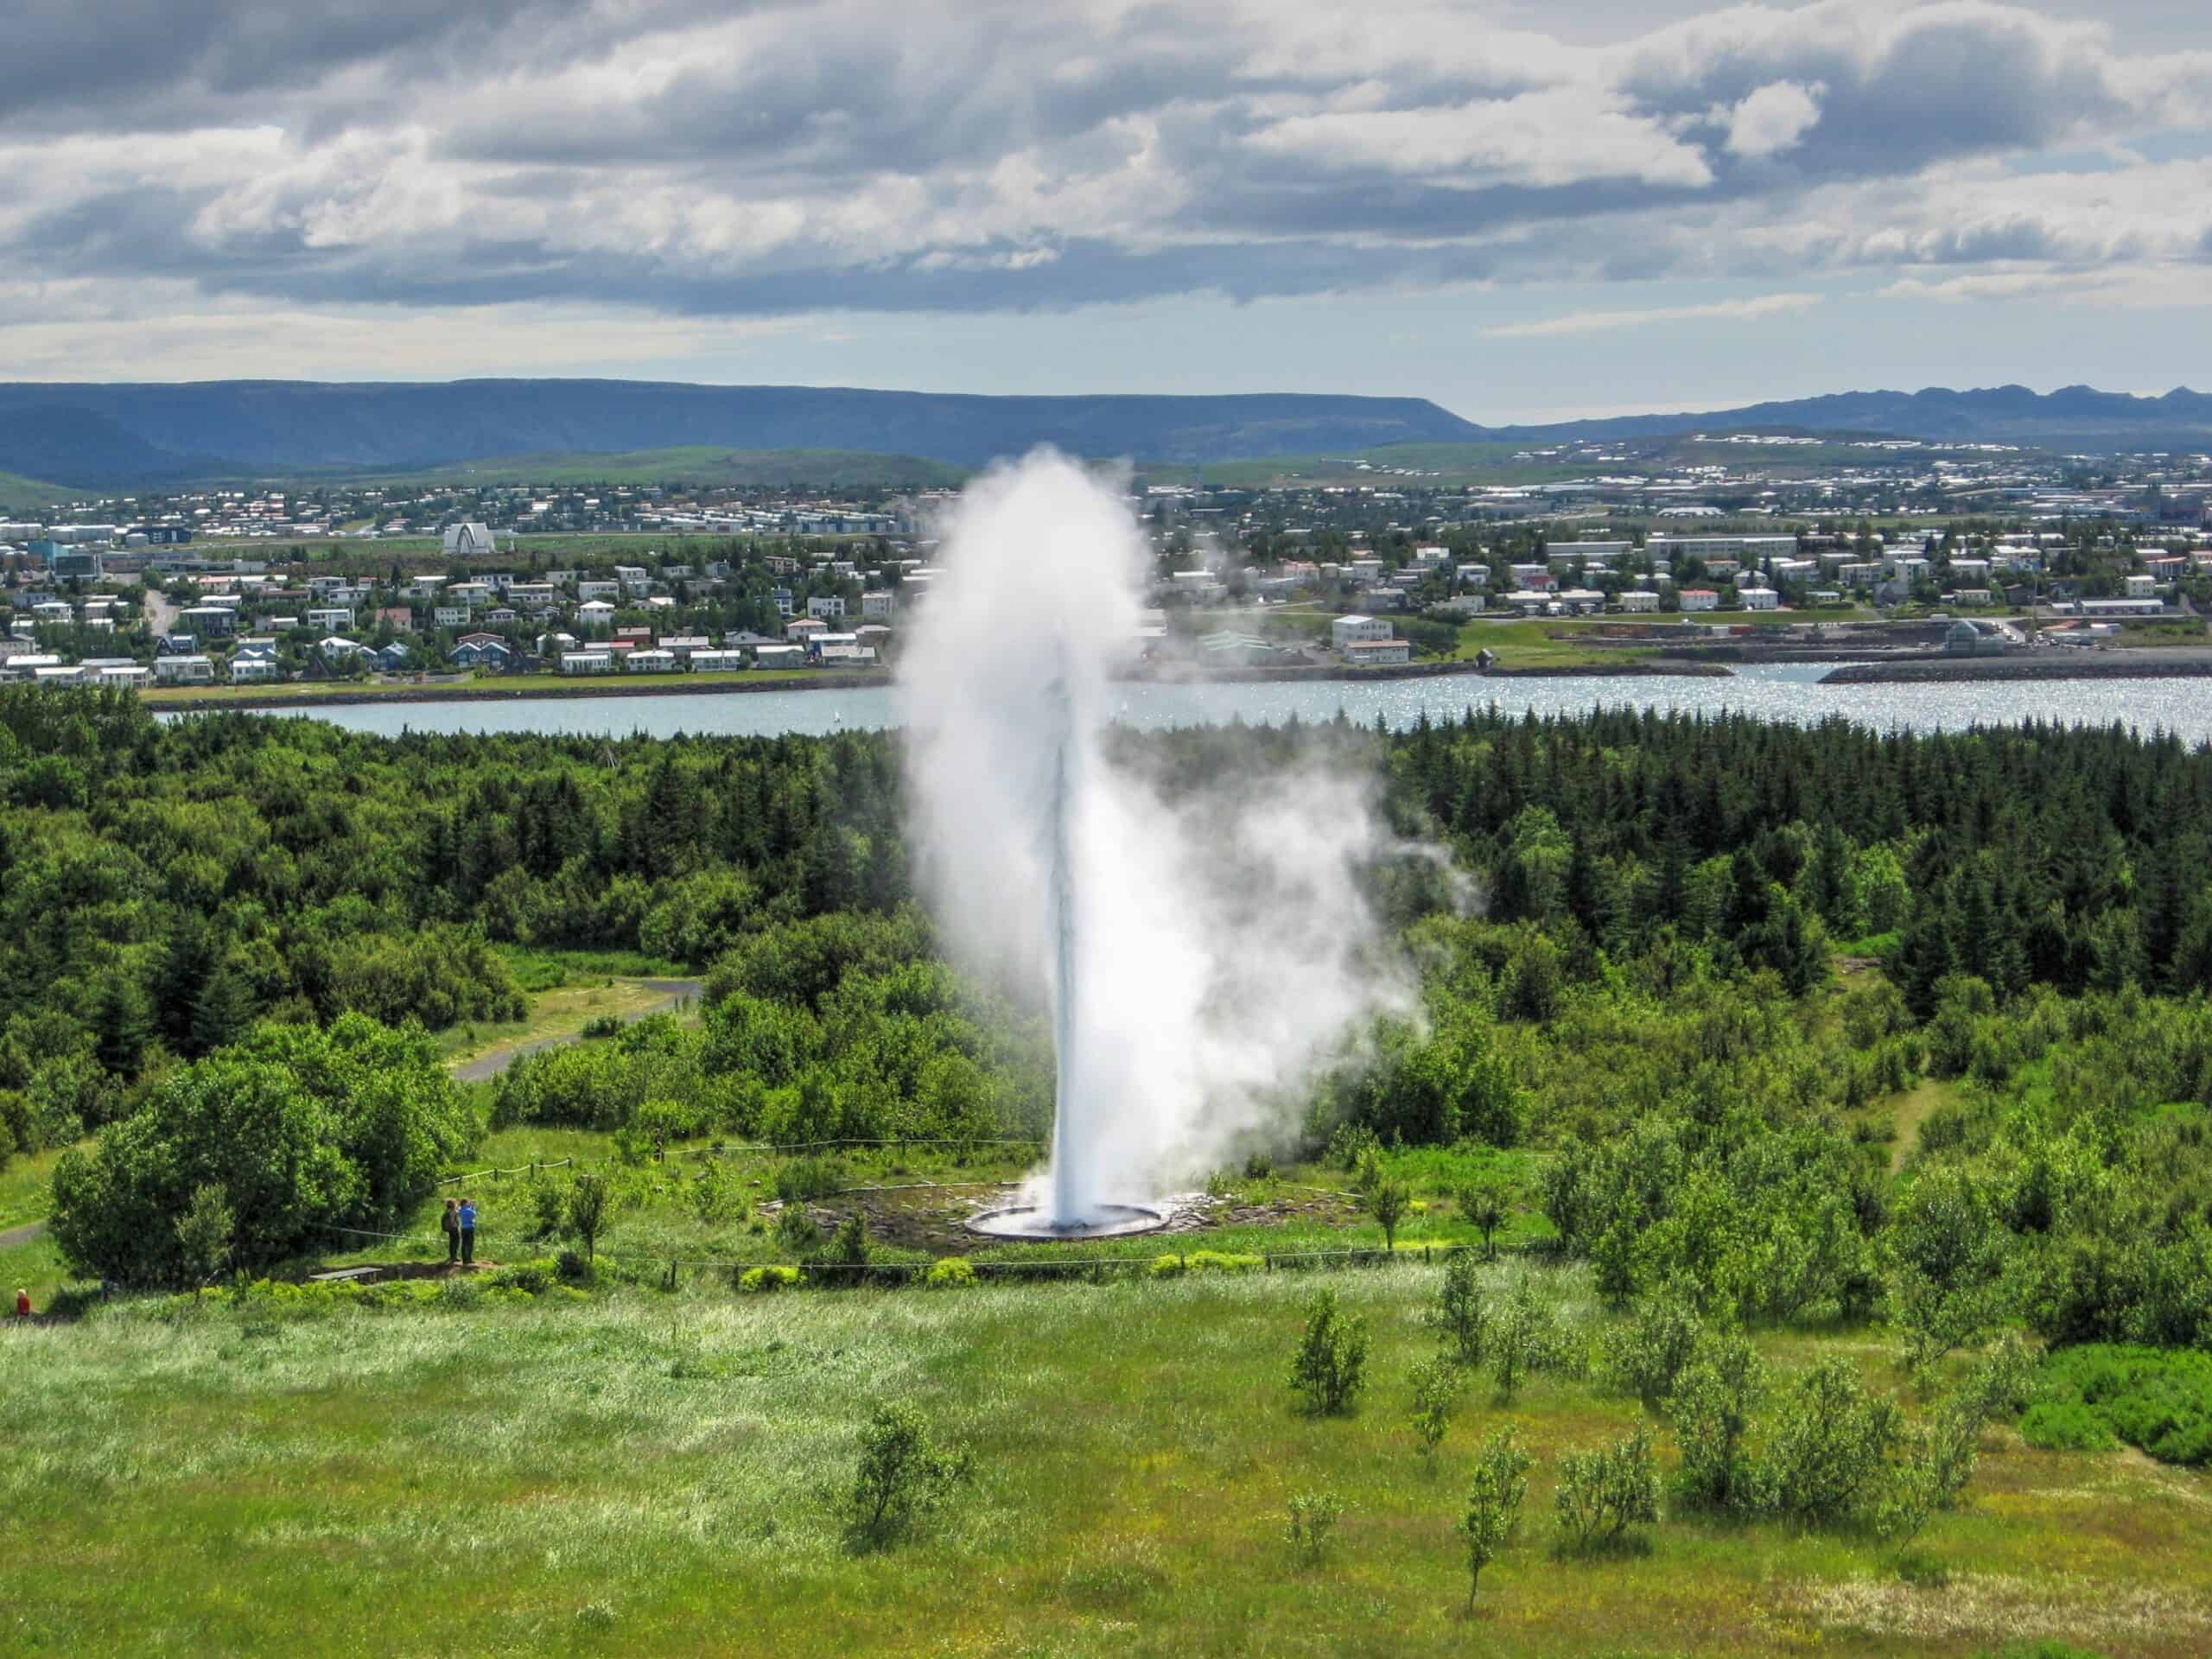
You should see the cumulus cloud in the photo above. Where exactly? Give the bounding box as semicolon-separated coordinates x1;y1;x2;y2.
1724;80;1825;158
0;0;2205;342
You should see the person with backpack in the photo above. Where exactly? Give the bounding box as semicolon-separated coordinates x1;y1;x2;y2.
457;1197;478;1265
442;1198;461;1265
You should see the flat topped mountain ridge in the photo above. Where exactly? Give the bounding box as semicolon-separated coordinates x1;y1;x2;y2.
0;378;2206;488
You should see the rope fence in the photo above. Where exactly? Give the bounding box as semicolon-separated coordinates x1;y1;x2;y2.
429;1137;1051;1189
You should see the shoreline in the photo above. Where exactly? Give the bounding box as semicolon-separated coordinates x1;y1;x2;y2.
143;655;1731;714
1822;650;2212;685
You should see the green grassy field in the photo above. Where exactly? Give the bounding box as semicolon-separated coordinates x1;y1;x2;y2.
8;1259;2205;1657
1447;610;1890;671
137;666;866;709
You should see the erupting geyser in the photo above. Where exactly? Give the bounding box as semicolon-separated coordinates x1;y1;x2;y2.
900;449;1414;1242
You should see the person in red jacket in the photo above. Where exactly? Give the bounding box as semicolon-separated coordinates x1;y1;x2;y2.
13;1287;28;1319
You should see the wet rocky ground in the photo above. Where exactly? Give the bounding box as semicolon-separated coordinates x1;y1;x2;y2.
771;1181;1362;1255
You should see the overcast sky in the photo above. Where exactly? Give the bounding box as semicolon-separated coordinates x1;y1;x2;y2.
3;0;2208;421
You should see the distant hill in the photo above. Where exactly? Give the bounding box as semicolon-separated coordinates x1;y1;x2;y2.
0;405;228;489
0;380;1482;483
383;447;969;491
1480;385;2212;452
0;378;2204;491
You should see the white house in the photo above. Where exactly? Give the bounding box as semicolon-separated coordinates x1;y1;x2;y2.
1343;639;1411;666
1680;588;1720;613
306;607;354;632
153;654;215;683
1616;589;1661;613
560;651;614;675
861;590;895;620
1738;586;1781;611
806;594;848;620
754;645;806;669
1330;614;1394;648
229;656;280;683
626;648;678;672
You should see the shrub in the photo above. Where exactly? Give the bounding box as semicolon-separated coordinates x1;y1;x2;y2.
1284;1490;1344;1567
739;1264;801;1294
846;1402;974;1550
51;1015;477;1287
1765;1357;1904;1523
1601;1292;1704;1406
1489;1277;1572;1402
1327;1122;1382;1176
527;1176;567;1240
686;1159;748;1226
1459;1427;1532;1612
775;1202;821;1256
1667;1330;1766;1512
1186;1250;1263;1274
821;1213;872;1287
2018;1399;2117;1453
2020;1344;2212;1467
776;1156;844;1204
1289;1288;1370;1417
173;1183;234;1297
487;1260;555;1294
924;1256;976;1289
1554;1426;1662;1552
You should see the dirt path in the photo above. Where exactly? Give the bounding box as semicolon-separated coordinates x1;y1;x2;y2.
449;978;702;1082
0;1219;49;1250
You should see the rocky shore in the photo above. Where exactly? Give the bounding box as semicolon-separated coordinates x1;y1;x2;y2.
1823;649;2212;685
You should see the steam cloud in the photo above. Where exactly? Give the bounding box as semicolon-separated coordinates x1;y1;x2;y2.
899;450;1414;1216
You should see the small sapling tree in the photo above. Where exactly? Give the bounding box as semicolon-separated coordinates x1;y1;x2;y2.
1459;1179;1509;1260
565;1173;610;1262
847;1402;974;1551
1428;1249;1488;1365
1290;1288;1370;1416
1284;1490;1344;1567
1408;1354;1459;1458
1369;1175;1412;1251
1459;1427;1532;1613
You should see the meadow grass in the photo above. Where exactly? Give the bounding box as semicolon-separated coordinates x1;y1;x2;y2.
8;1262;2209;1656
0;1141;77;1230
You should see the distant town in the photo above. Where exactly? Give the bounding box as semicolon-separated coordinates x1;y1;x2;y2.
1;435;2208;696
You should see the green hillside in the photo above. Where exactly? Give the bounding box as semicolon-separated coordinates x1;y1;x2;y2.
344;446;969;490
0;468;68;512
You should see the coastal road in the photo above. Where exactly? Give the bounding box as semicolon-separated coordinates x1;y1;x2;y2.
449;977;703;1082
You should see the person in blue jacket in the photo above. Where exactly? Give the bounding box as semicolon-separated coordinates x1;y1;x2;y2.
457;1197;478;1265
